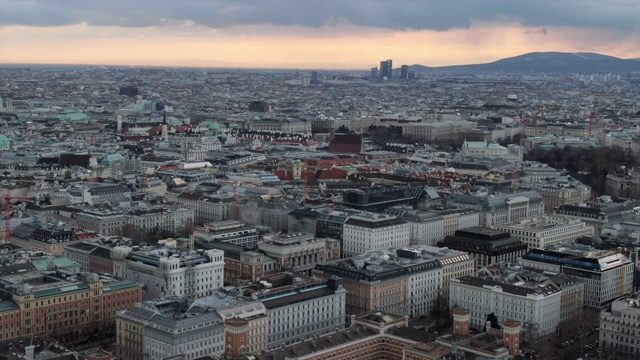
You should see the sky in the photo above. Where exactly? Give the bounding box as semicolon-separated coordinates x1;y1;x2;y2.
0;0;639;69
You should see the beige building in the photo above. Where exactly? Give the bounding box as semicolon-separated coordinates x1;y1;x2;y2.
402;120;476;142
494;215;594;250
600;294;640;360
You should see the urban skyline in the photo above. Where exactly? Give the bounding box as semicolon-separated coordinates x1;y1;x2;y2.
0;0;639;69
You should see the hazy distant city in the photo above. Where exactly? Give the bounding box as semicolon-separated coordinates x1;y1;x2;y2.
1;1;640;360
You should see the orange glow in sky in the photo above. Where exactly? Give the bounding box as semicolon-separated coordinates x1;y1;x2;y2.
1;20;638;69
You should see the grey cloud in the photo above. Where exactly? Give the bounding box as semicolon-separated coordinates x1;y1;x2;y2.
524;28;547;35
0;0;638;32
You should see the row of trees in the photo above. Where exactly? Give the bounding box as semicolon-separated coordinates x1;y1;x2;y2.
525;145;635;195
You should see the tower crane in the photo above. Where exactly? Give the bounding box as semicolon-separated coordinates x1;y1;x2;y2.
2;194;34;240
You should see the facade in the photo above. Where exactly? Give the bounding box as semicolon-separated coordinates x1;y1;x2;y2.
191;221;260;248
253;274;346;349
208;296;268;356
553;200;640;234
66;183;131;205
460;140;509;157
9;223;81;255
599;293;640;360
522;247;635;308
257;232;340;275
287;208;320;236
64;242;114;273
438;228;528;269
343;213;409;257
606;173;640;200
174;192;235;224
112;246;224;300
117;297;225;360
494;215;594;250
526;176;592;212
449;275;562;336
385;207;479;246
402;120;476;142
445;190;545;227
2;271;141;341
314;248;444;317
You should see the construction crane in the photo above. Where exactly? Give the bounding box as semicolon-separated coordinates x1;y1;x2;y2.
216;180;241;220
2;194;33;241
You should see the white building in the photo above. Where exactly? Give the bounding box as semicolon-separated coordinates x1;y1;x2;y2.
385;208;479;246
522;247;635;308
494;215;594;250
343;213;410;257
600;293;640;360
450;275;562;336
139;297;225;360
446;189;545;227
113;246;224;300
256;275;346;349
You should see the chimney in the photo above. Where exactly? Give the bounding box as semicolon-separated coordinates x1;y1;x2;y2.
452;308;471;336
25;345;36;360
502;320;522;355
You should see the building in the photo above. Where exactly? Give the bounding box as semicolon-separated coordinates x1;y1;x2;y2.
193;291;269;356
117;297;225;360
314;248;443;317
340;186;426;212
64;242;114;273
191;221;260;248
402;120;476;142
523;175;592;212
606;173;640;200
521;161;562;182
288;208;320;236
494;215;594;250
9;223;81;255
460;140;510;157
174;192;234;224
343;212;409;257
1;271;141;342
521;246;634;308
445;189;545;227
112;246;224;300
380;59;393;79
385;207;480;246
553;200;640;234
449;274;562;336
599;293;640;360
438;228;528;269
257;232;340;275
475;264;585;327
252;274;346;349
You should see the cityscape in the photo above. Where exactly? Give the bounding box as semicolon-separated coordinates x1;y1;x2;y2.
0;1;640;360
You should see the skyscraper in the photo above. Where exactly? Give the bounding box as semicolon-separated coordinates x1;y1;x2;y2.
370;67;378;79
310;71;319;84
379;59;392;79
400;65;410;79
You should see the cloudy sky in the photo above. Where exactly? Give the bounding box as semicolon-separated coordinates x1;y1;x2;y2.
0;0;638;68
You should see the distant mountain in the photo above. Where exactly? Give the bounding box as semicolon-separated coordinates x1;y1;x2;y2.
410;52;640;74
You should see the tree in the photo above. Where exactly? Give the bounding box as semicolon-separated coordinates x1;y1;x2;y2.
430;294;451;334
485;312;501;330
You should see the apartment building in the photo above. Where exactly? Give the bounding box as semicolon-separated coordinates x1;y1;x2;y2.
494;215;594;250
64;242;114;273
342;213;409;257
385;207;479;246
553;200;640;234
600;293;640;360
252;274;346;350
174;192;234;224
526;176;592;212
